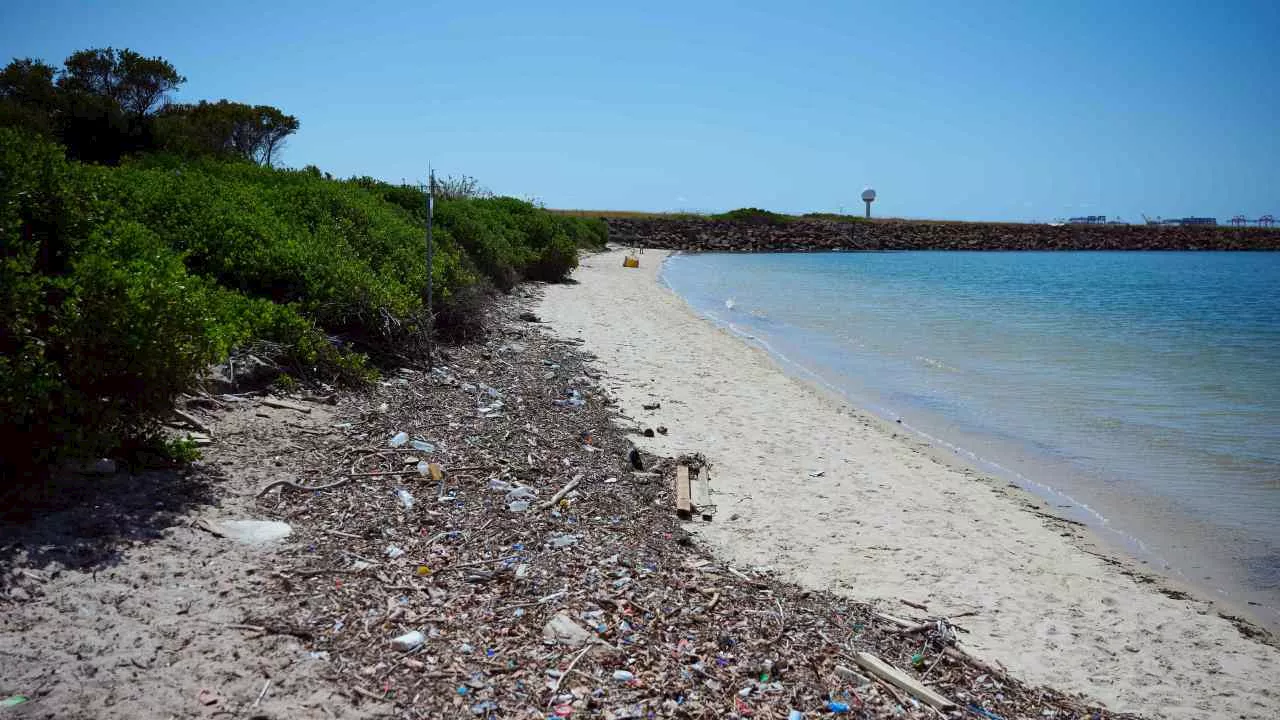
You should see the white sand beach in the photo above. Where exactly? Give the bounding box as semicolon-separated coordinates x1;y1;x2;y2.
537;247;1280;720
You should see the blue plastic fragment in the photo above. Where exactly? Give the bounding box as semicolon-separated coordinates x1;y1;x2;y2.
966;705;1006;720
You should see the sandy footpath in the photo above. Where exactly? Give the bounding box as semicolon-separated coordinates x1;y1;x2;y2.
537;247;1280;720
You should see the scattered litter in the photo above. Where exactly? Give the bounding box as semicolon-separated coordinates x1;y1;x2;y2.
391;630;425;651
542;613;594;646
808;470;824;478
197;689;220;706
410;439;435;453
245;301;1122;720
388;431;409;447
394;488;415;510
208;519;292;546
547;534;579;548
386;545;405;559
0;696;27;708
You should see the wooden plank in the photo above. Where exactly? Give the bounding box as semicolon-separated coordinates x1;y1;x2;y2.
851;651;955;711
692;467;712;520
675;465;692;517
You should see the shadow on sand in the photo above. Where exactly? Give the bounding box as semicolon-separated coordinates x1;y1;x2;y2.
0;465;219;577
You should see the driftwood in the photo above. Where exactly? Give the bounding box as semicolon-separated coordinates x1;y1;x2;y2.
851;651;956;710
536;477;581;511
261;397;313;414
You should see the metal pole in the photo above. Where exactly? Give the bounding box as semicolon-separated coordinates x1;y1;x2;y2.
865;200;871;218
426;168;435;367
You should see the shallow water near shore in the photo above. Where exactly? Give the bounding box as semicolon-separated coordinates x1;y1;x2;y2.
662;250;1280;626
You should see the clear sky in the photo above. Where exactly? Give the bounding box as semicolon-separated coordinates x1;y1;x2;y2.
3;0;1277;221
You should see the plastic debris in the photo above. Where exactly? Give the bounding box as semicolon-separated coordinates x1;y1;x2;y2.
410;439;435;453
506;485;537;501
547;534;578;548
542;612;594;646
507;500;530;512
0;696;27;708
390;630;425;651
386;544;405;559
394;488;415;510
388;431;409;447
612;670;635;682
827;700;850;713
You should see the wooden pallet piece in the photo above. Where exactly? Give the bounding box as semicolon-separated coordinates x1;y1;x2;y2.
675;465;692;518
693;467;712;520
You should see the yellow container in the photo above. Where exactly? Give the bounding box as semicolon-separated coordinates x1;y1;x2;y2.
623;256;640;268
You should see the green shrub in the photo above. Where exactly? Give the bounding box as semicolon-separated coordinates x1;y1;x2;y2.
712;207;794;225
1;127;592;469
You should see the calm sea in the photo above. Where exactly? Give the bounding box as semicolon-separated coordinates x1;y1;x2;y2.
662;251;1280;625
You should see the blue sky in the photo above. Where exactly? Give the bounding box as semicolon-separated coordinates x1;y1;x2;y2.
3;0;1276;221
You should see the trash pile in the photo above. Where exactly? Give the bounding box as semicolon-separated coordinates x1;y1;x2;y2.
252;297;1138;719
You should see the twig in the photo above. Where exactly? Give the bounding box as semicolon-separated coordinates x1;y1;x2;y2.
439;554;521;572
901;599;928;611
253;680;270;708
260;397;312;413
727;566;766;587
257;477;353;497
536;477;581;511
547;644;595;709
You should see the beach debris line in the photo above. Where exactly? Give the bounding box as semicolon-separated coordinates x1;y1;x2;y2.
243;295;1137;720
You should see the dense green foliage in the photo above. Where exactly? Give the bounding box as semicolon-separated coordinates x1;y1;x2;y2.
0;127;606;468
711;207;794;225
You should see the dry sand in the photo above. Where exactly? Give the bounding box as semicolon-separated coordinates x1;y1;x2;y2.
537;247;1280;720
0;402;385;719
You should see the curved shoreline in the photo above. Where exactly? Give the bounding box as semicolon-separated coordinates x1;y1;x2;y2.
658;251;1280;633
538;246;1280;719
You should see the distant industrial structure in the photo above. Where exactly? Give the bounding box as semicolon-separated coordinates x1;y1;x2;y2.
1067;215;1129;225
1230;214;1275;228
1141;214;1218;227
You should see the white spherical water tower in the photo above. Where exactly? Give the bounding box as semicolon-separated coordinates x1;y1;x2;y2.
861;187;876;218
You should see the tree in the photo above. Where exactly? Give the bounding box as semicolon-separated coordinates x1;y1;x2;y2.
0;59;59;135
157;100;298;166
253;105;298;167
58;47;185;117
0;58;57;106
434;174;493;201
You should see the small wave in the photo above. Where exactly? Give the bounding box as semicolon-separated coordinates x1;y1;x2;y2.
725;298;736;311
915;355;959;373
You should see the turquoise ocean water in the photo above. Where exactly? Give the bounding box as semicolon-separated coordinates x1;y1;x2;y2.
662;251;1280;625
